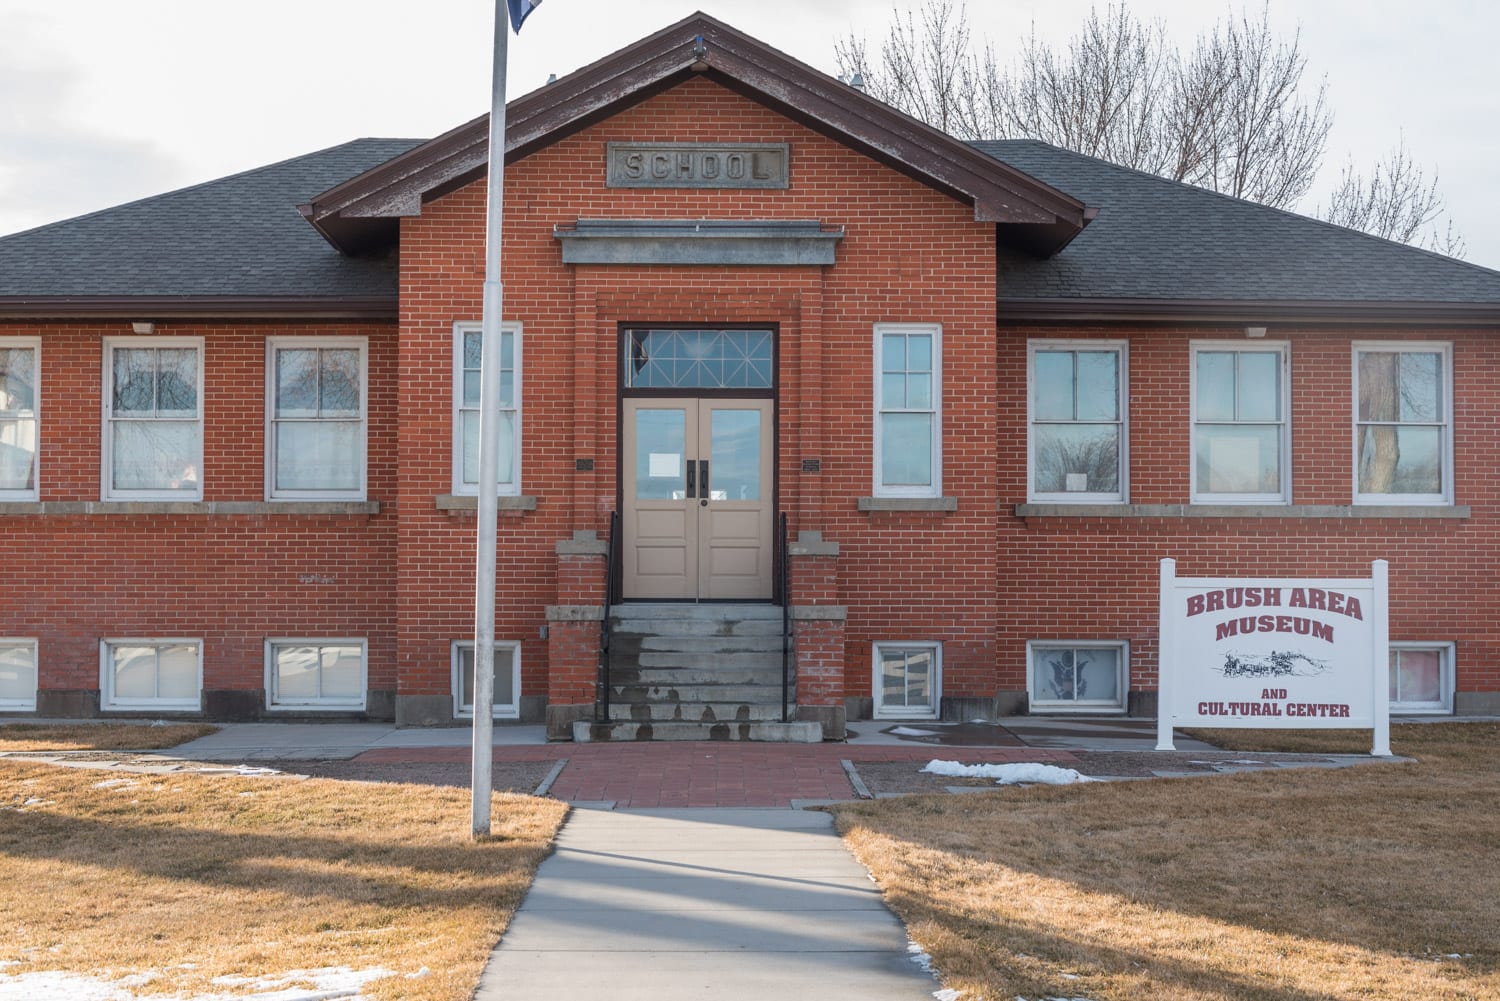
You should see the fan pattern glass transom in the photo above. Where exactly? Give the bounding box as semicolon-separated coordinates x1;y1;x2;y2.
626;329;773;389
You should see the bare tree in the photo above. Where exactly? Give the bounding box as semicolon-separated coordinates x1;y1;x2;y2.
838;1;1460;252
1322;138;1466;257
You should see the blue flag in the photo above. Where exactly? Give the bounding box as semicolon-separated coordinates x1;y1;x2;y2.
507;0;543;32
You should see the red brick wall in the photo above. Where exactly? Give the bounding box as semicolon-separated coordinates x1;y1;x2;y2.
0;320;398;707
395;76;1000;710
998;325;1500;700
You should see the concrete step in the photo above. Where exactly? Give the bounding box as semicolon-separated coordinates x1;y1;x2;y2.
613;666;785;686
610;617;784;637
574;719;821;743
610;683;787;705
607;701;791;723
610;603;782;620
636;634;786;654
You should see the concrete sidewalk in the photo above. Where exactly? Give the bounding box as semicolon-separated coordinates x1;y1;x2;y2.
474;807;939;1001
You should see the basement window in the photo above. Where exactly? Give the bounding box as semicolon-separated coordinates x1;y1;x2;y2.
452;641;521;719
873;642;941;720
0;639;37;711
101;640;201;711
265;640;366;711
1389;643;1454;715
1027;641;1127;712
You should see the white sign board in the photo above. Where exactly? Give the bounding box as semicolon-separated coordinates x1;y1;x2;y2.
1157;558;1391;756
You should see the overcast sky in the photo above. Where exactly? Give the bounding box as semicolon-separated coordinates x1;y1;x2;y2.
2;0;1495;269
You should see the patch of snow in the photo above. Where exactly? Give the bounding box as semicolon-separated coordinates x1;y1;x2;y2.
889;727;936;736
404;968;430;980
933;990;961;1001
92;778;137;790
0;966;397;1001
907;942;936;973
922;761;1095;785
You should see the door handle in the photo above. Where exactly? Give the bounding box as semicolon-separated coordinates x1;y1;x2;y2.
699;460;709;505
685;458;696;499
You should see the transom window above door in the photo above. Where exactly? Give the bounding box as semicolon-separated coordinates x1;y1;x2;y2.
625;329;773;389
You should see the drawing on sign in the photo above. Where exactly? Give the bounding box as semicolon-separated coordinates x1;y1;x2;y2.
1218;649;1329;679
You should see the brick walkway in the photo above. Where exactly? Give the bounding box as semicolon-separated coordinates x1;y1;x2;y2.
355;742;1079;808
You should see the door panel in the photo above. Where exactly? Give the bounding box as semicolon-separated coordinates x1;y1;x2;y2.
622;397;773;600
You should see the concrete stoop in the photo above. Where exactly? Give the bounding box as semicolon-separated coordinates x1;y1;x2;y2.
585;602;816;742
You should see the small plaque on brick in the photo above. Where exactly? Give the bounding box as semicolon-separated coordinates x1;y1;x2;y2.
575;458;595;472
607;142;789;189
802;458;821;473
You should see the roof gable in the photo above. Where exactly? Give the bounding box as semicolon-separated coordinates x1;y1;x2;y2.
301;12;1092;257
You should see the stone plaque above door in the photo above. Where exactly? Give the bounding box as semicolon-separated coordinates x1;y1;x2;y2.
606;142;789;189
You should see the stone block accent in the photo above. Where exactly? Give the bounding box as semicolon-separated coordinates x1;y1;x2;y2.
396;694;454;727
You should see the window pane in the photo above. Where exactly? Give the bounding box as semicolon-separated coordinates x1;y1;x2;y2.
275;646;320;699
276;349;319;416
906;373;932;411
0;417;36;491
1196;425;1281;494
634;408;686;500
276;421;359;491
879;648;915;709
1196;352;1236;421
881;334;905;373
907;334;932;373
1077;648;1120;701
112;646;159;699
156;645;198;701
463;332;483;371
1032;648;1077;701
1237;352;1280;421
463;371;481;407
710;408;762;502
112;420;199;492
1033;351;1075;420
1033;424;1119;494
881;373;906;410
1075;352;1119;421
156;349;198;415
1357;425;1441;495
1357;352;1401;421
0;347;35;412
1398;353;1442;422
627;330;772;389
460;646;514;709
0;645;36;702
319;349;361;416
1393;650;1442;704
113;349;156;414
880;412;932;487
319;646;363;699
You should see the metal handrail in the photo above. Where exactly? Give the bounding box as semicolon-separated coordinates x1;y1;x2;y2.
779;512;792;724
596;510;620;723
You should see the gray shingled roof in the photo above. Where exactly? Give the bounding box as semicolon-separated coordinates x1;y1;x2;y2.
976;139;1500;304
0;139;421;301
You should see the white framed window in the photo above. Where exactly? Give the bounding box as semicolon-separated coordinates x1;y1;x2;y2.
0;337;40;500
100;640;201;711
1353;342;1452;505
874;324;941;497
873;642;941;719
452;641;521;719
1028;341;1127;502
103;337;203;501
1389;642;1454;715
266;337;367;500
265;639;367;711
1191;342;1290;503
1027;641;1127;712
452;322;521;495
0;639;38;711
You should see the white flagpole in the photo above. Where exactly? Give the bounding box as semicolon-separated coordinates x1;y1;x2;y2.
472;0;509;838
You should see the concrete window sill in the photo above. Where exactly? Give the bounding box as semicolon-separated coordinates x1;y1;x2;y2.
0;500;382;516
857;496;958;512
1012;503;1471;520
435;494;538;511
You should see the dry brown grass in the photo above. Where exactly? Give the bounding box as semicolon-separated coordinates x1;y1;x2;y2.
0;722;218;751
835;723;1500;1001
0;759;566;1000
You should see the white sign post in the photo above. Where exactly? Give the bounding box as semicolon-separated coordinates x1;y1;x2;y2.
1157;558;1391;756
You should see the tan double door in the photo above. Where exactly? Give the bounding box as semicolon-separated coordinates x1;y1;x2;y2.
622;398;774;600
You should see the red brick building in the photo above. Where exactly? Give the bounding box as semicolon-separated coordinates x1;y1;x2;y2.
2;15;1497;737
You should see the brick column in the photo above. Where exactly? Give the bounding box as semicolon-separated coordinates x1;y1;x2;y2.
545;531;608;740
789;531;846;739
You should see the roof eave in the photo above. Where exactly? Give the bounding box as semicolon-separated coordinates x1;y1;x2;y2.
0;295;399;321
996;297;1500;326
